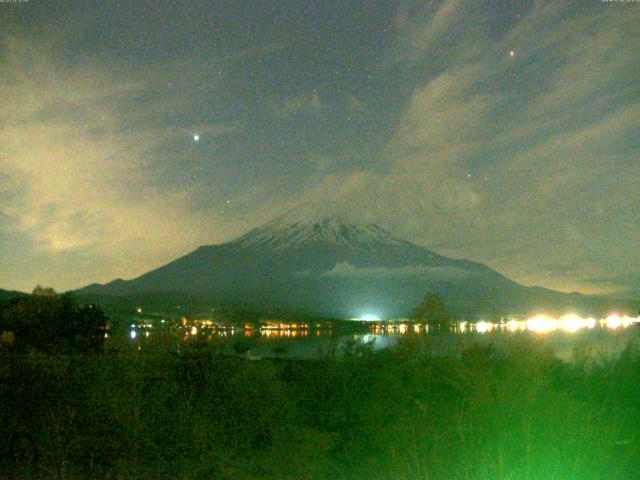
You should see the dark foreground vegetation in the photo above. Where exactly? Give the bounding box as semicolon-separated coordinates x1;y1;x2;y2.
2;333;640;480
0;288;106;354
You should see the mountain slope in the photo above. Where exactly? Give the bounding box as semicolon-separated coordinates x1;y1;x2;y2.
0;288;27;301
76;208;637;318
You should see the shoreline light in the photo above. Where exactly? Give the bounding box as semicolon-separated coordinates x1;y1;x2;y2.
604;314;634;329
526;314;557;333
475;321;493;334
475;313;638;335
560;314;583;333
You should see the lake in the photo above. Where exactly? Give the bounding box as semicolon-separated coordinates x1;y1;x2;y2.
113;314;640;362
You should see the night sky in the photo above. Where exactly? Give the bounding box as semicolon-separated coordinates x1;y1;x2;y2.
1;0;638;296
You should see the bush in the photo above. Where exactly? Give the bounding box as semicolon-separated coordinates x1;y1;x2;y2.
1;337;640;479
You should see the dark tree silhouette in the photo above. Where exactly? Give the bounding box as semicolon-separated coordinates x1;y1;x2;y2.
32;285;57;297
0;288;106;353
410;292;452;329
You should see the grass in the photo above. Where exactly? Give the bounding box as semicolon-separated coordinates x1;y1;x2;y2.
1;333;640;479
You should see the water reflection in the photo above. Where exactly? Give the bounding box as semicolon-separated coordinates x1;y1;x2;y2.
111;312;640;363
121;313;639;347
469;313;638;334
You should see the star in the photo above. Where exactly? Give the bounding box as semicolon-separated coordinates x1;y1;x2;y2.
193;134;200;142
509;50;516;57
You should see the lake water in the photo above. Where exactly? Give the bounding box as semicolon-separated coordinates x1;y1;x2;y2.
114;315;640;363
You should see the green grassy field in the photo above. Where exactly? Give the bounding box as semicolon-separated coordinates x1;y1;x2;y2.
2;334;640;479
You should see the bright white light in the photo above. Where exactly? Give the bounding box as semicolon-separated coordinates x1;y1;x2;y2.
509;50;515;57
476;321;493;334
605;314;621;329
193;134;200;142
463;314;637;336
136;307;142;313
190;326;198;335
605;314;633;329
130;330;137;339
560;314;582;333
526;314;557;333
359;314;380;321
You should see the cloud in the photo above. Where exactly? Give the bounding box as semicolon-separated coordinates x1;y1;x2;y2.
393;0;467;62
274;92;323;118
586;273;640;299
0;35;238;289
2;1;638;298
318;261;475;279
297;0;640;294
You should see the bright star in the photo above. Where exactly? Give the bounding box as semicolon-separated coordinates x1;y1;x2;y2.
193;134;200;142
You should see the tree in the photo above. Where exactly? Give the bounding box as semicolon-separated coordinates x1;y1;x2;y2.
410;292;451;330
32;285;57;297
0;290;107;353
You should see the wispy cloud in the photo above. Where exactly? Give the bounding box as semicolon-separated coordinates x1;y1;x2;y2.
301;0;640;294
318;261;474;279
274;92;323;118
2;1;638;297
0;35;238;289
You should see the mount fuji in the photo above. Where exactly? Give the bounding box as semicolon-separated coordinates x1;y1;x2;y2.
76;205;634;318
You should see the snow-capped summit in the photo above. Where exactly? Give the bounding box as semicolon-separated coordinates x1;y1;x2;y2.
267;201;358;224
230;204;402;251
77;202;619;318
